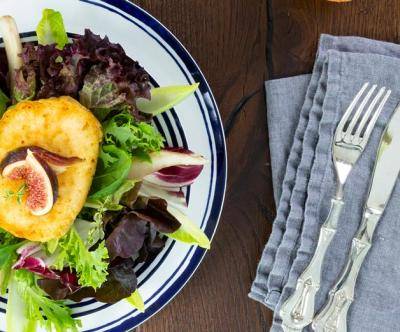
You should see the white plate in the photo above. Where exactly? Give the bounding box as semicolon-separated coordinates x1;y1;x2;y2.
0;0;227;331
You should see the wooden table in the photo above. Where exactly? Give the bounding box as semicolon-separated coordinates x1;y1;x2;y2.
132;1;399;331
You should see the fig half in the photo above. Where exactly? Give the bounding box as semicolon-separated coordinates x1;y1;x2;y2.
25;150;58;216
2;149;58;216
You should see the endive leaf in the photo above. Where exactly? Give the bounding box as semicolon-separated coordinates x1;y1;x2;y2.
137;83;199;115
126;290;145;312
165;205;210;249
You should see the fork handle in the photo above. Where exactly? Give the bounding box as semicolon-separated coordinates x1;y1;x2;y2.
312;210;380;332
279;198;344;330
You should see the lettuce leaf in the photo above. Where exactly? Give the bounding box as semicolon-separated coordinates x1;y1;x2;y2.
83;195;124;247
36;9;69;49
18;29;151;117
0;241;21;294
7;270;80;332
111;179;137;203
103;112;164;161
53;227;109;289
0;88;10;117
137;83;199;116
79;65;129;121
0;227;18;245
89;145;132;199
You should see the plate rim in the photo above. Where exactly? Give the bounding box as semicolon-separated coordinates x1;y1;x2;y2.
0;1;228;331
101;1;228;329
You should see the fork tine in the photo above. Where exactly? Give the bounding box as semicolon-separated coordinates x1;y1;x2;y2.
335;83;369;140
354;87;386;138
344;84;377;138
360;89;391;145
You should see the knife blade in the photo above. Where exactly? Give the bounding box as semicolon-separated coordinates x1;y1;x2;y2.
366;106;400;212
313;103;400;332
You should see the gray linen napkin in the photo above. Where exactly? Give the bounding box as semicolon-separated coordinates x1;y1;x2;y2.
250;34;400;332
249;74;311;306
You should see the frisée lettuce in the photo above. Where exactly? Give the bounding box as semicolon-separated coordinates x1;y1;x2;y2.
53;227;109;289
6;270;81;332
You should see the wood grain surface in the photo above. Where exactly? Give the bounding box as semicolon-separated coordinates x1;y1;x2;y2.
131;0;272;331
269;0;400;78
129;1;400;331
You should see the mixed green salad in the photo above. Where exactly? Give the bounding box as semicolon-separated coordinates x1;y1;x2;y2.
0;9;209;331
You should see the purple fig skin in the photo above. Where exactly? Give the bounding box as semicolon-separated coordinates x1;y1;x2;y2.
31;154;59;205
0;146;27;172
0;146;81;172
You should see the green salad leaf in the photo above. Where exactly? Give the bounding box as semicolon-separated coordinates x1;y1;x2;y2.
6;270;80;332
79;66;128;121
53;227;109;289
136;83;199;116
165;205;210;249
0;88;10;117
111;179;137;203
90;112;163;198
45;238;59;254
103;112;164;161
90;145;132;199
36;9;69;49
0;240;21;294
126;290;145;312
0;228;18;245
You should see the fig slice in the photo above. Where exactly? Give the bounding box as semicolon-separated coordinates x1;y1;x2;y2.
2;159;26;179
25;150;58;216
0;146;82;174
2;150;59;216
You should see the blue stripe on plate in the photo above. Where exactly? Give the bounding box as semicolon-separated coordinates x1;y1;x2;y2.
0;0;227;330
74;1;225;331
0;31;191;316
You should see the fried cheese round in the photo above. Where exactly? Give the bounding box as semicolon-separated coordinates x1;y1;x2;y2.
0;96;102;241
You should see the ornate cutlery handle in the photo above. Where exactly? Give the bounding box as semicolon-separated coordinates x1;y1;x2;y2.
280;198;344;330
312;210;381;332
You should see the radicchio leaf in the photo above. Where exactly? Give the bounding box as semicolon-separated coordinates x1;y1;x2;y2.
12;242;58;279
37;269;80;300
13;243;81;299
13;256;59;280
128;148;207;184
144;164;204;188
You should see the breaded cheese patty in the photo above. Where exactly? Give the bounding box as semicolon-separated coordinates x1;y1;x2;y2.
0;96;102;241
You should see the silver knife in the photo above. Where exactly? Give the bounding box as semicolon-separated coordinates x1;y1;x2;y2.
312;103;400;332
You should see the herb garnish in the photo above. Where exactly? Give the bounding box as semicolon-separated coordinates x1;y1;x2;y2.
4;183;27;204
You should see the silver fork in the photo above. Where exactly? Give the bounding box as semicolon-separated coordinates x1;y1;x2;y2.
279;82;391;332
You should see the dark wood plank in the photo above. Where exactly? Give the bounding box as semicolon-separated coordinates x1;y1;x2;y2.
129;1;273;331
269;0;400;78
128;1;400;331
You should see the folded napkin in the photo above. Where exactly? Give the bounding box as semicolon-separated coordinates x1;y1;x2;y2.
250;34;400;332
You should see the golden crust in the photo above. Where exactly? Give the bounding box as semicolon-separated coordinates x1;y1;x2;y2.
0;96;102;241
